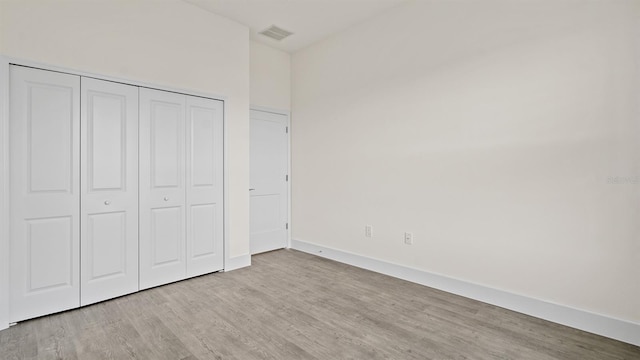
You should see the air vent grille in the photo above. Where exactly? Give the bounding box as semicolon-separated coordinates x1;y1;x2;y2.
259;25;294;41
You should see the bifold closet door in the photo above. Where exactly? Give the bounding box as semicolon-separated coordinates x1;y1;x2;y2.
140;89;224;289
139;88;187;290
80;78;139;306
185;96;224;277
9;66;80;322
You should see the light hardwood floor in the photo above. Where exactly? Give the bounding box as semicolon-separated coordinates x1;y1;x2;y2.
1;249;638;359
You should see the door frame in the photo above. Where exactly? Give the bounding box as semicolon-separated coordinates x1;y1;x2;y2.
249;105;291;250
0;56;10;331
0;56;229;331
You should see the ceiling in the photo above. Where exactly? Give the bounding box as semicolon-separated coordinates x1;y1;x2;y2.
183;0;409;53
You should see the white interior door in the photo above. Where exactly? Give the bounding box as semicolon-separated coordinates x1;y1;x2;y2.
250;109;288;255
185;96;224;277
9;66;80;322
139;88;186;290
80;78;139;306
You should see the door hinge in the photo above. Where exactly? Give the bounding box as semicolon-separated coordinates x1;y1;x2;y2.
286;126;289;133
286;223;289;230
286;174;289;181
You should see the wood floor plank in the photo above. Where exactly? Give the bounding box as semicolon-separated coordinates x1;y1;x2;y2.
0;320;38;360
1;249;638;359
32;315;78;360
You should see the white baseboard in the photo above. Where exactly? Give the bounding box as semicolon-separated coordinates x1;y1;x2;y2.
224;254;251;272
291;239;640;347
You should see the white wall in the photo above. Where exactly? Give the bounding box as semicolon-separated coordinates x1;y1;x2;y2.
292;0;640;326
250;41;291;110
0;0;251;329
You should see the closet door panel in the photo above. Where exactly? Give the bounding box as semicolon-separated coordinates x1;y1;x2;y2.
9;66;80;322
186;97;224;277
151;206;183;264
80;78;139;306
139;88;186;290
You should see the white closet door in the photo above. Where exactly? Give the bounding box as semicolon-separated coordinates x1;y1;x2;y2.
9;66;80;322
139;88;186;290
80;78;139;305
185;96;224;277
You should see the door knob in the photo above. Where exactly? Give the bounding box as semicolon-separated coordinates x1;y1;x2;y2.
164;196;170;201
104;200;111;205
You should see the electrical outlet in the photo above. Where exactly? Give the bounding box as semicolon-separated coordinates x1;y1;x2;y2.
365;225;373;238
404;232;413;245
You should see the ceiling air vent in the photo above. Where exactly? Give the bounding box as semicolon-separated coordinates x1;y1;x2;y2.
259;25;294;41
